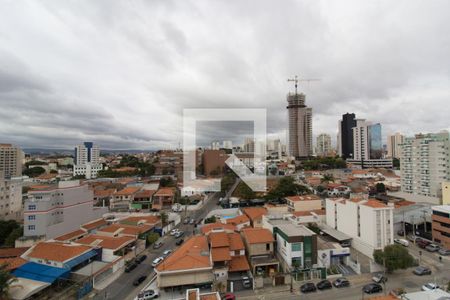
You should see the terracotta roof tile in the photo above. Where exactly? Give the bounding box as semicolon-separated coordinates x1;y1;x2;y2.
94;189;116;197
200;223;237;235
156;236;211;272
81;218;108;231
0;247;29;258
54;229;87;241
285;194;320;202
114;187;141;196
154;187;176;197
97;223;153;236
363;199;388;208
209;232;229;248
242;207;267;221
211;247;231;262
292;209;326;217
226;215;250;226
26;242;93;262
242;228;274;244
0;257;27;270
120;215;160;226
228;255;250;272
134;190;156;198
76;234;135;250
228;233;245;251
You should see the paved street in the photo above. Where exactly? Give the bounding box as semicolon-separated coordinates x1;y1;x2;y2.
101;191;222;300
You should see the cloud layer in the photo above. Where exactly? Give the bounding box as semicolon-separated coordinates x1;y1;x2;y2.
1;0;449;149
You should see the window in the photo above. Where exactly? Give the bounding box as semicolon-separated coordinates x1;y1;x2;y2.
28;204;36;210
292;243;302;252
28;215;36;221
266;243;270;251
28;225;35;231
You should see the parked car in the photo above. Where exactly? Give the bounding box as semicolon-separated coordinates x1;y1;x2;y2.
372;273;388;283
162;249;172;257
125;262;137;273
394;238;409;247
425;243;440;252
153;241;163;249
300;282;317;293
417;239;431;249
316;279;332;290
170;229;180;236
137;290;159;300
413;266;432;276
183;218;190;224
133;275;147;286
223;293;235;300
438;248;450;256
363;283;383;294
242;276;251;288
422;283;440;291
136;255;147;264
407;235;419;242
151;257;164;267
175;238;184;246
333;278;350;288
189;219;195;225
175;231;184;238
397;229;405;236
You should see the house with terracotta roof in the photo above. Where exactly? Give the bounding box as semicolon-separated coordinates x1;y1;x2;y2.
155;236;214;289
289;209;326;224
241;228;279;276
185;289;220;300
242;207;267;228
120;215;161;227
96;223;154;239
200;223;237;235
285;194;322;212
152;187;177;210
54;229;88;242
93;188;116;206
131;189;156;210
110;186;142;210
76;234;136;261
225;214;250;230
81;218;109;233
325;197;394;258
0;247;29;271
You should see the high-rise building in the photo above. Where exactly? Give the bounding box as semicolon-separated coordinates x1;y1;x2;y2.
347;120;392;168
0;172;22;221
243;137;255;153
387;133;404;159
316;133;332;157
0;144;24;178
287;93;312;158
338;113;357;159
222;140;232;150
210;141;220;150
401;131;450;198
73;142;102;179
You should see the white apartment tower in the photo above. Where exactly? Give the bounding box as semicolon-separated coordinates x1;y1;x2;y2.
387;133;404;159
0;172;22;221
287;93;312;158
400;131;450;198
0;144;24;178
316;133;332;157
73;142;102;179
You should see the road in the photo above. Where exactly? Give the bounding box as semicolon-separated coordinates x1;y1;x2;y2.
103;192;221;300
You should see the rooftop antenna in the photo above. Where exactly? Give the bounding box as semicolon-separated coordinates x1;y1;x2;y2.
287;75;320;95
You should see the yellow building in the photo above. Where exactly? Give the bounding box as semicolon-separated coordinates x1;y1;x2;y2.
442;182;450;205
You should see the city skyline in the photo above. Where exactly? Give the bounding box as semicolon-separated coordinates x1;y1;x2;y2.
1;1;450;149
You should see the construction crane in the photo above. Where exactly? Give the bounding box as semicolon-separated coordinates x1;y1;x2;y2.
287;75;320;95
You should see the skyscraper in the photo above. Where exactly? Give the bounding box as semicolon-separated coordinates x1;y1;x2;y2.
287;93;312;158
73;142;102;179
338;113;357;159
387;133;404;159
316;133;332;157
0;144;23;178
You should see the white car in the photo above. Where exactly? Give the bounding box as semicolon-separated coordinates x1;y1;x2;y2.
394;238;409;247
137;289;159;299
169;229;180;236
151;257;164;267
162;249;172;257
422;283;439;291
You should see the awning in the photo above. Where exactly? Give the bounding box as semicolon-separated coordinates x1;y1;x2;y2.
318;224;352;242
9;278;51;300
64;249;98;269
13;262;70;283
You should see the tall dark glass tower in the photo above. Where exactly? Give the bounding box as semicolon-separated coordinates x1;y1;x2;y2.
340;113;356;159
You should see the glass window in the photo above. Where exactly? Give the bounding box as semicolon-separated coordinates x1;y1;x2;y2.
28;204;36;210
28;215;36;221
292;243;302;252
28;225;35;231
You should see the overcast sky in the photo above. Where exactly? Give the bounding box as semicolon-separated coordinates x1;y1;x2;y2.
1;0;449;150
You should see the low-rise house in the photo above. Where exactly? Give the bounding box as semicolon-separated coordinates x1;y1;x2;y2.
131;190;156;210
152;187;176;211
111;187;141;210
120;215;161;228
285;194;322;212
155;236;213;289
242;207;267;228
93;188;116;206
54;229;88;242
81;218;109;233
201;223;237;235
76;234;136;262
225;214;250;230
289;209;326;225
241;227;279;276
96;223;154;239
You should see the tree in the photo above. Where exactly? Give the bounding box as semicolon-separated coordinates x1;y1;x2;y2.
0;220;20;246
160;212;168;226
393;158;400;169
72;174;86;180
321;174;335;183
376;182;386;194
0;263;16;299
204;216;217;224
234;182;256;200
266;177;310;200
373;244;415;273
23;166;46;178
4;227;23;247
146;232;160;246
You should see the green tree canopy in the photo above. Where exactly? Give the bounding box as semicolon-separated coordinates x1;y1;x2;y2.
373;244;415;273
146;232;160;245
266;176;310;200
234;182;256;200
204;216;217;224
0;220;20;246
376;182;386;194
23;167;46;178
321;173;335;183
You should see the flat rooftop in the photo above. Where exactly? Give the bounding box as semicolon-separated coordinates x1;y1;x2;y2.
276;224;315;237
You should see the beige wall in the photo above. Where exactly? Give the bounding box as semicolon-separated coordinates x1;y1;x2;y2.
443;182;450;205
247;243;273;257
158;269;214;288
289;200;322;212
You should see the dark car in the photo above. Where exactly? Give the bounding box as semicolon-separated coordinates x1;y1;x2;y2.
316;279;332;290
363;283;383;294
133;275;147;286
417;239;430;249
176;238;184;246
333;278;350;288
413;266;432;276
136;255;147;264
125;262;137;273
300;282;317;293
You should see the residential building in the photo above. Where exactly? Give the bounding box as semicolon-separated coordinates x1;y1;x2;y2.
202;149;227;176
431;205;450;250
152;187;176;210
211;141;220;150
155;236;214;289
110;186;141;210
0;174;22;220
338;113;357;159
401;132;450;198
287;92;312;158
73;142;102;179
347;120;393;168
242;207;267;228
243;137;255;153
325;198;394;258
23;181;108;239
443;182;450;205
0;144;23;178
222;140;232;150
76;234;136;262
387;133;404;159
226;214;251;231
241;227;279;276
316;133;332;157
285;195;321;212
